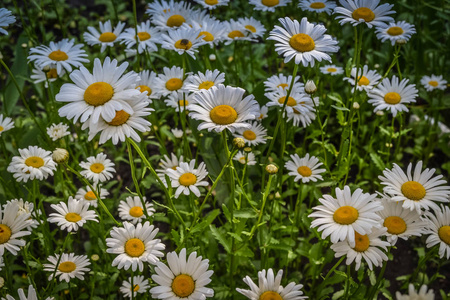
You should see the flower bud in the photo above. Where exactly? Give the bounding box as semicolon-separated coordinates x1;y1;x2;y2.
233;137;245;148
265;164;278;174
52;148;69;164
91;254;100;261
353;102;360;109
244;147;252;153
209;54;216;61
305;80;317;94
396;39;407;45
376;111;384;116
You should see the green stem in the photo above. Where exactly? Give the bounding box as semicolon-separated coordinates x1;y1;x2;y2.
367;247;391;299
344;264;351;300
247;175;273;240
131;0;140;64
51;0;66;37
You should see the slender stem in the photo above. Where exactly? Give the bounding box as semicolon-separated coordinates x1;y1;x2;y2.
247;175;273;240
315;256;345;296
367;247;391;299
45;234;71;295
51;0;66;37
131;0;140;64
344;264;351;300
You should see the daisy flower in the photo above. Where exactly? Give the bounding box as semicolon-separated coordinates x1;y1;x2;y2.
239;17;266;39
151;5;192;31
150;248;214;299
166;160;209;198
285;153;325;183
3;285;54;300
268;17;339;67
118;196;155;224
7;146;57;183
30;65;65;88
299;0;337;15
224;19;255;45
236;268;307;300
334;0;395;28
0;114;14;136
56;57;141;124
396;284;435;300
156;153;185;179
83;20;125;53
185;69;226;94
330;227;390;270
379;161;450;213
344;65;381;91
135;70;159;99
74;184;109;208
257;105;269;121
120;20;160;54
5;198;39;230
189;84;259;133
43;253;91;282
309;186;383;246
420;75;447;92
79;153;116;183
120;275;150;298
165;91;196;112
424;205;450;259
233;121;268;146
320;64;344;75
46;122;70;141
153;66;187;97
234;151;257;165
193;0;229;10
191;19;227;47
265;86;313;115
47;197;98;232
28;39;89;75
375;21;416;46
249;0;292;12
106;221;165;272
0;8;15;35
161;26;206;59
264;74;303;93
0;202;33;256
286;97;317;127
146;0;177;17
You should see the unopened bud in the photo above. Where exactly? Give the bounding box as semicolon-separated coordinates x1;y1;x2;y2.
265;164;278;174
21;43;27;48
209;54;216;61
42;65;52;72
70;21;76;29
91;254;99;261
119;15;127;22
0;277;4;288
376;111;384;116
52;148;69;164
275;192;281;199
233;137;245;149
353;102;360;109
305;80;317;94
396;39;407;45
244;147;252;153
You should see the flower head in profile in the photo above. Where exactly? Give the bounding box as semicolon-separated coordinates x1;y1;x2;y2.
83;20;125;53
320;65;344;76
185;69;226;94
334;0;395;28
299;0;337;15
3;285;54;300
0;8;16;35
264;73;303;93
249;0;292;12
396;284;435;300
424;205;450;259
75;184;109;208
193;0;229;10
0;114;14;136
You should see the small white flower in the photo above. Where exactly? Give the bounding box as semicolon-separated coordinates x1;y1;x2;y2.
0;8;16;35
120;275;150;298
74;184;109;208
239;17;266;39
375;21;416;46
233;151;257;165
118;196;155;224
3;285;54;300
43;253;91;282
264;73;303;93
299;0;337;15
7;146;57;182
165;91;196;112
396;284;435;300
31;64;65;87
305;80;317;94
157;153;185;179
424;205;450;259
171;128;184;138
120;20;160;54
193;0;229;10
0;202;33;256
153;66;187;97
46;122;70;141
285;153;325;183
420;74;447;92
4;198;40;230
47;197;98;232
344;65;381;92
334;0;395;28
320;64;344;75
79;153;116;183
83;20;125;53
249;0;292;12
185;69;226;94
0;114;14;136
233;121;268;146
166;160;209;198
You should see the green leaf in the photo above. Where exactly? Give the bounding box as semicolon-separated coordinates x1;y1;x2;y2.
234;207;258;219
331;105;350;111
210;224;231;253
190;209;221;234
370;153;386;171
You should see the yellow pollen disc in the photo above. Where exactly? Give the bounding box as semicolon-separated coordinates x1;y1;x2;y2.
172;274;195;298
129;206;144;218
90;163;105;174
401;181;426;201
277;83;289;89
289;33;315;52
245;25;256;33
357;76;370;86
133;284;140;292
259;291;283;300
353;232;370;252
428;80;438;87
297;166;312;177
243;130;256;140
384;216;407;234
261;0;280;7
239;157;247;164
228;30;245;39
65;212;82;223
25;156;44;168
125;238;145;257
278;96;297;107
199;81;214;90
48;50;68;61
137;85;152;95
84;191;97;201
175;39;193;50
352;7;375;22
138;32;151;41
179;172;197;186
198;31;214;42
210;105;238;125
333;206;359;225
384;92;401;104
84;82;114;106
205;0;218;5
166;78;183;91
327;67;337;72
178;100;189;106
98;32;117;43
387;26;404;36
0;126;3;132
310;2;326;9
107;110;130;126
46;68;58;79
58;261;77;273
438;226;450;245
0;224;12;244
167;15;185;27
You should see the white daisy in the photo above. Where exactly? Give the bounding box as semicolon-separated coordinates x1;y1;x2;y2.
375;21;416;46
74;184;109;208
320;64;344;75
7;146;57;183
0;114;14;136
120;275;150;299
233;151;257;165
378;161;450;213
161;26;206;59
236;268;307;300
118;196;155;224
191;19;227;47
233;121;268;146
30;64;65;88
120;20;160;54
424;205;450;259
153;66;187;97
188;8;216;27
309;186;383;246
146;0;178;17
396;284;435;300
420;75;447;92
165;91;196;112
249;0;292;12
4;198;39;230
268;17;339;67
166;160;209;198
156;153;185;179
135;70;159;99
150;248;214;299
46;122;70;141
185;69;226;94
193;0;229;10
264;73;303;93
299;0;337;15
151;4;192;31
56;57;141;124
286;99;317;128
224;19;255;45
79;153;116;183
257;105;269;121
47;197;98;232
0;8;15;35
188;84;260;133
239;17;266;39
330;227;390;270
171;128;184;138
83;20;125;53
265;86;313;114
3;285;54;300
285;153;325;183
334;0;395;28
344;65;381;92
106;221;165;272
0;202;33;256
28;39;89;75
43;253;91;282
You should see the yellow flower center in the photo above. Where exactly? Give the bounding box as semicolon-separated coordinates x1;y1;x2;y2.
107;110;130;126
65;212;82;223
84;82;114;106
90;163;105;174
167;15;185;27
0;224;12;244
239;157;247;164
25;156;44;168
166;78;183;91
125;238;145;257
384;92;401;104
243;130;256;140
297;166;312;177
58;261;77;273
133;284;140;292
198;81;214;90
228;30;245;39
210;105;238;125
172;274;195;298
384;216;407;234
438;226;450;245
352;7;375;22
178;100;189;107
129;206;144;218
46;68;58;79
289;33;315;52
261;0;279;7
327;67;337;72
84;191;97;201
401;181;426;201
0;126;3;132
387;26;404;36
333;206;359;225
245;25;256;33
310;2;326;9
353;232;370;252
137;85;152;94
48;50;68;61
98;32;117;43
198;31;214;42
357;76;370;86
179;172;197;186
278;96;297;107
260;291;283;300
205;0;218;5
277;83;288;89
138;32;151;41
428;80;438;87
174;39;192;50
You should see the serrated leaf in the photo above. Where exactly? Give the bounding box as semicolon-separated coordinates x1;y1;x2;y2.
190;209;221;234
210;224;231;253
234;207;258;219
370;153;386;171
331;105;350;111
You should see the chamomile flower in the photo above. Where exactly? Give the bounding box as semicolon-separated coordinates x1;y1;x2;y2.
106;221;165;272
43;253;91;282
334;0;395;28
146;0;177;17
0;114;14;136
344;65;381;91
165;91;196;112
257;105;269;121
3;285;54;300
30;65;65;87
239;17;266;39
379;161;450;213
7;146;57;183
161;26;207;59
376;21;416;46
120;21;160;54
118;196;155;224
299;0;337;15
224;19;255;45
193;0;229;10
330;227;390;270
233;121;268;146
421;75;447;92
0;202;33;256
185;69;226;94
396;284;435;300
135;70;159;99
150;248;214;299
152;5;192;31
153;66;187;97
28;39;89;75
320;64;344;75
424;205;450;259
56;57;141;124
265;86;313;114
46;122;70;141
79;153;116;183
0;8;15;35
268;17;339;67
120;275;150;298
166;160;209;198
188;84;260;133
191;19;226;47
156;153;185;179
286;99;317;127
249;0;292;12
309;186;383;246
75;184;109;208
234;151;257;165
5;199;39;230
285;153;325;183
264;74;302;93
83;20;125;53
47;197;98;232
236;268;307;300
